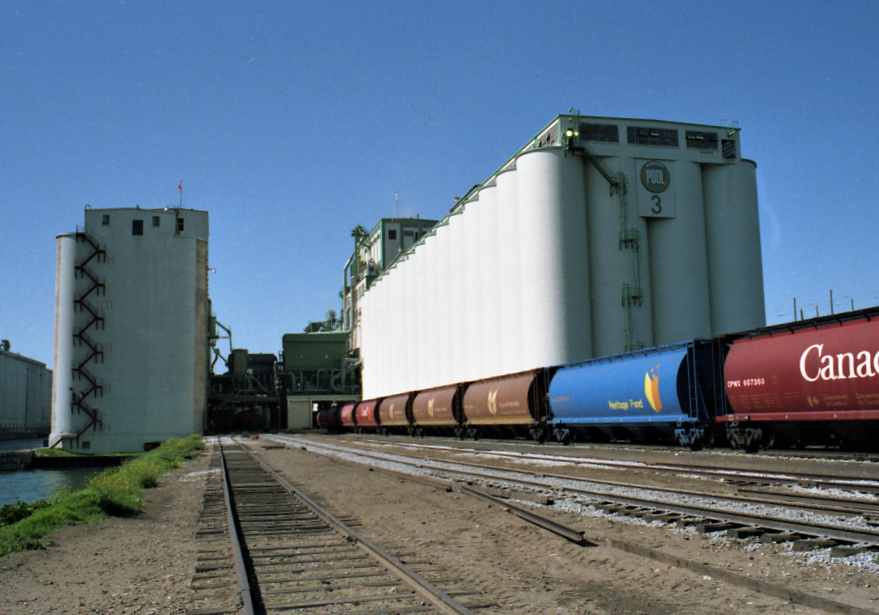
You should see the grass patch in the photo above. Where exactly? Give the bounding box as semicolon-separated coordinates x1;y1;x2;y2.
0;434;203;558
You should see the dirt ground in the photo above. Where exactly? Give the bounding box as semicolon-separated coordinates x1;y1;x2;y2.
1;438;878;615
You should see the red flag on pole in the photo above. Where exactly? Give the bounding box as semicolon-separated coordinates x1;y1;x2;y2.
178;182;182;191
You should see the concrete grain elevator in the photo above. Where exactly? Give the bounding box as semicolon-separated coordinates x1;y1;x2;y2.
50;207;210;453
359;114;765;399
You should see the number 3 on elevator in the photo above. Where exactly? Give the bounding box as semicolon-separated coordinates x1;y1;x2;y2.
651;195;662;214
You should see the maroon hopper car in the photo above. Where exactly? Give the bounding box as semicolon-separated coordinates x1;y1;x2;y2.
721;315;879;448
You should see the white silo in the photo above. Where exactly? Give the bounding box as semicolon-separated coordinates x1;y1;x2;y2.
647;161;712;344
359;283;373;398
516;147;592;370
364;274;387;399
432;219;453;388
391;259;408;396
402;254;418;391
447;211;469;383
408;250;422;392
495;167;523;374
379;272;395;397
412;237;433;391
584;159;649;356
703;161;766;334
461;197;484;380
476;183;501;378
49;234;77;446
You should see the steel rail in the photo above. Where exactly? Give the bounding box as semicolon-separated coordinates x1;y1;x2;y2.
218;441;256;615
274;435;879;546
235;439;478;615
457;483;588;544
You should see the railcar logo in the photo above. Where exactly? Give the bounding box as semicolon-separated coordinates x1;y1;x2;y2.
427;397;435;417
640;161;670;193
389;403;395;419
799;343;879;382
644;364;663;412
487;389;498;415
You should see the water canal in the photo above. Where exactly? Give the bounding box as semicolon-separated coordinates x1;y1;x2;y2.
0;439;101;508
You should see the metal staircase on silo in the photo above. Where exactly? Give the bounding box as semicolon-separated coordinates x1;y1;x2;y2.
564;121;644;351
71;228;106;442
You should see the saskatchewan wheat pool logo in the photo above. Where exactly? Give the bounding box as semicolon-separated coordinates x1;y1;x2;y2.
640;161;670;193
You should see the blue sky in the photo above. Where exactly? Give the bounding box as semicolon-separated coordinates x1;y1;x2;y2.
3;0;878;367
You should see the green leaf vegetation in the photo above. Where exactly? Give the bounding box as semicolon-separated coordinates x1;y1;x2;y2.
0;435;204;557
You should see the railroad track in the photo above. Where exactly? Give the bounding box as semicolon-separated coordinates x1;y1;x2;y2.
305;435;879;512
187;438;484;615
259;434;879;615
345;435;879;495
269;435;879;552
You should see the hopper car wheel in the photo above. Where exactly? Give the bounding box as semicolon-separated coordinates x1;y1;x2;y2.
555;428;573;446
530;427;548;444
468;428;480;441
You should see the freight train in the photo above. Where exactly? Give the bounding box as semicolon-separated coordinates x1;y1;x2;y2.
317;308;879;451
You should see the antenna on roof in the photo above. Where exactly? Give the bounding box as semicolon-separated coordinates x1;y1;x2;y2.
721;120;740;136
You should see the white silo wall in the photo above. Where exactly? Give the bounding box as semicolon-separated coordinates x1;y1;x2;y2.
703;161;766;334
407;251;421;392
476;184;501;378
384;262;398;396
392;260;408;396
422;232;440;389
50;234;77;444
383;272;395;396
432;220;453;388
366;275;387;399
411;241;429;392
620;156;655;352
461;198;484;381
360;283;376;399
585;161;633;356
447;212;469;383
495;168;523;374
516;148;592;370
363;281;377;399
647;161;712;345
403;255;417;392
